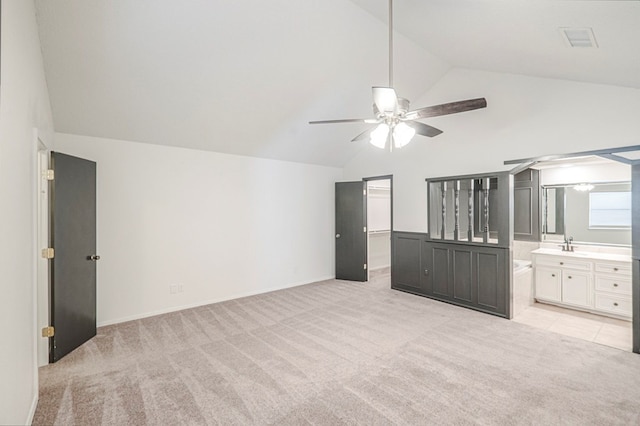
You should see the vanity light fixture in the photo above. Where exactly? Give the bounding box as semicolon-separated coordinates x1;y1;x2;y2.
574;183;594;192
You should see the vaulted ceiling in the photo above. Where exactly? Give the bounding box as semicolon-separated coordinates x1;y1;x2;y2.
352;0;640;90
35;0;640;167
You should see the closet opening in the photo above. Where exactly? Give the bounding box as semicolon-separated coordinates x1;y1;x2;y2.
364;175;393;282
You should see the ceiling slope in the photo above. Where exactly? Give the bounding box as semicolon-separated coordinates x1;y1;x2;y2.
35;0;449;167
350;0;640;90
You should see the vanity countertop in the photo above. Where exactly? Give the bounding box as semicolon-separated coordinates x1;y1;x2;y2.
531;247;631;263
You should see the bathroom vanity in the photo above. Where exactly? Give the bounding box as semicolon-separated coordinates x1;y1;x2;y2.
532;247;632;319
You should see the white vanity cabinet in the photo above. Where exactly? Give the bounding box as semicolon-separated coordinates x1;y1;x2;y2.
532;250;632;319
535;266;561;302
534;254;592;309
593;261;632;317
561;270;591;307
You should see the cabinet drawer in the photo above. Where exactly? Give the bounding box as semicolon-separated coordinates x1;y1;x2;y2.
594;276;632;295
594;294;632;317
535;256;591;271
594;262;631;276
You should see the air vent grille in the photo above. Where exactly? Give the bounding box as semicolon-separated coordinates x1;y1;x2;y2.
560;27;598;48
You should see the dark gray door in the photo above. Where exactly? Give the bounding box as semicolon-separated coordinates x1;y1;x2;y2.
49;152;98;362
335;181;367;281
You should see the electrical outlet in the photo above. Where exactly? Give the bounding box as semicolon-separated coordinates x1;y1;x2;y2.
169;284;184;294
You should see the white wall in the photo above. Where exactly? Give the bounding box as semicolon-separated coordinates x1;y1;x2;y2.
540;162;631;186
0;1;55;424
343;69;640;232
55;133;342;326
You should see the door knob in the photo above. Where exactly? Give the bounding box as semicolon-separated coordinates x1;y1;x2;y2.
89;255;101;261
336;234;341;238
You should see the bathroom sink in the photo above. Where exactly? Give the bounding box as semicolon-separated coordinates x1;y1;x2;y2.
561;251;592;258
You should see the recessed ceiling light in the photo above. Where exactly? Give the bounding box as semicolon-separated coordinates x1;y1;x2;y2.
559;27;598;48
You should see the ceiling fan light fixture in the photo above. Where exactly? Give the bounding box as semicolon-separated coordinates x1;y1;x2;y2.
370;123;390;149
307;0;486;149
393;122;415;148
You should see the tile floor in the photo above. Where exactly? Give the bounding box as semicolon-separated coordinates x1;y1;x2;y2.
513;302;633;351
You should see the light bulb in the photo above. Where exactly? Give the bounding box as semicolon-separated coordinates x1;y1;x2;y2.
393;122;416;148
369;123;389;149
573;183;594;192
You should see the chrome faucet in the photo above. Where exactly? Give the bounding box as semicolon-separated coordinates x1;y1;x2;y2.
562;236;574;252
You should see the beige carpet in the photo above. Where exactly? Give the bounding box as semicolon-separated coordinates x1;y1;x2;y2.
34;271;640;425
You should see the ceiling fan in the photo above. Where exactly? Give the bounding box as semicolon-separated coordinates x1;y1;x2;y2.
309;0;487;150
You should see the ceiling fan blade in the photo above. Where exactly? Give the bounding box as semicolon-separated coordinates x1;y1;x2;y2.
405;121;443;138
372;87;398;114
350;125;379;142
309;118;377;125
405;98;487;120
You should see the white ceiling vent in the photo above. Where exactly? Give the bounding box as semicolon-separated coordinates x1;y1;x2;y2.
559;27;598;48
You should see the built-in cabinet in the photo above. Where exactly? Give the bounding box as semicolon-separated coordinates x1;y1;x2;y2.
390;171;513;318
392;232;510;318
533;252;632;319
423;242;508;316
514;169;540;242
594;261;633;317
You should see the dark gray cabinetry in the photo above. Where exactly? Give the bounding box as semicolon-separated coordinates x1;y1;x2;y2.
392;233;510;318
514;169;540;241
423;241;508;316
425;243;453;299
391;232;424;293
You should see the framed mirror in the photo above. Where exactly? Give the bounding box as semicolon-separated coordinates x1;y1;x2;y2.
542;181;631;246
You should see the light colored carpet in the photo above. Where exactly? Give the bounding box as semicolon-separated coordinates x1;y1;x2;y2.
34;272;640;425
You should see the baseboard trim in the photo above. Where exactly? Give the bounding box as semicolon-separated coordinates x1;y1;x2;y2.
27;392;38;425
369;265;390;271
97;275;335;327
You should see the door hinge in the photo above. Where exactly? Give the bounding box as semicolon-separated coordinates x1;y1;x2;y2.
41;248;55;259
363;189;366;195
364;263;367;270
363;226;367;233
43;169;54;180
42;326;55;338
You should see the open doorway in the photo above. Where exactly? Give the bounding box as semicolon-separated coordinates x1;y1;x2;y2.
506;145;640;354
512;157;633;351
364;176;392;282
